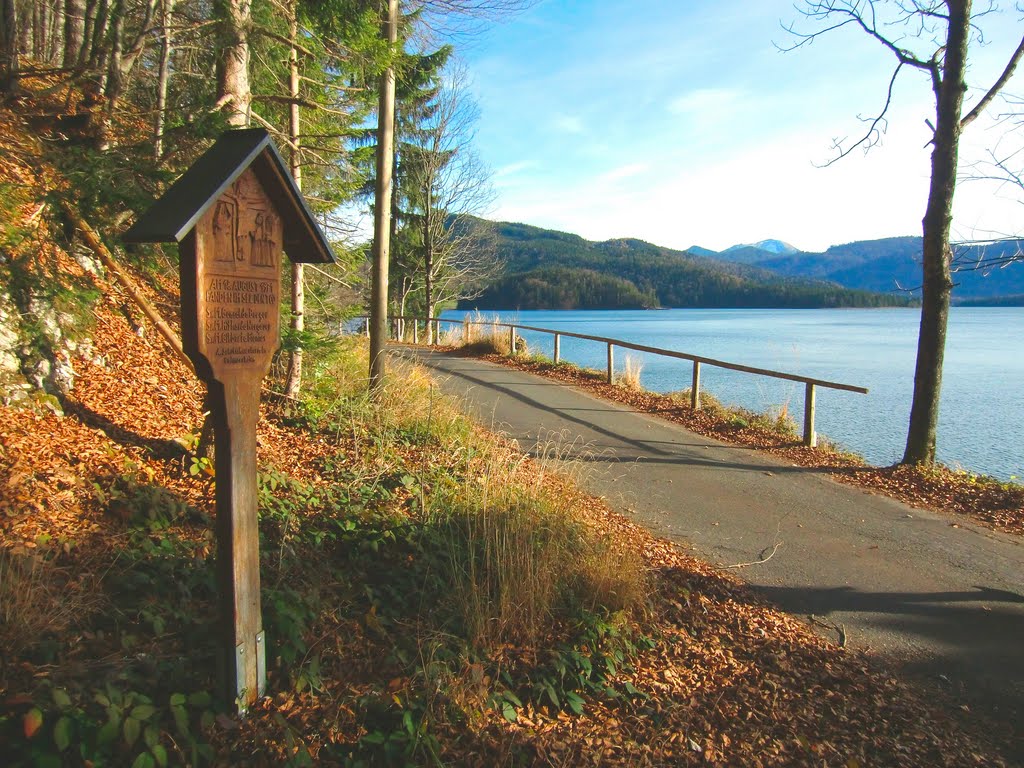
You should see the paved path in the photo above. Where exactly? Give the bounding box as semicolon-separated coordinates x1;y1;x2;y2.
397;347;1024;716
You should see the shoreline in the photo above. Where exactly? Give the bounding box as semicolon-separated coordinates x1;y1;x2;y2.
438;307;1023;481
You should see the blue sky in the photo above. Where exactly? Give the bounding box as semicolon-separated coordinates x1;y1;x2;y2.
457;0;1024;252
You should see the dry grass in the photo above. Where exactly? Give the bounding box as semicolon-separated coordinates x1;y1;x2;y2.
0;550;93;670
0;551;47;660
619;354;644;391
435;440;646;650
670;387;798;438
451;312;517;356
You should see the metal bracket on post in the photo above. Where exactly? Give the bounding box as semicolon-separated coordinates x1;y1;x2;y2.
256;630;266;697
234;643;247;710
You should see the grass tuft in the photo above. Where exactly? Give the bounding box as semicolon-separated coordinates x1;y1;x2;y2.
433;442;645;650
619;354;644;391
449;311;520;356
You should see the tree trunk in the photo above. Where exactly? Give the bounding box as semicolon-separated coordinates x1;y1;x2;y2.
31;0;41;59
79;0;95;66
47;0;61;63
423;192;434;343
102;0;124;115
398;277;411;340
63;0;84;69
902;0;971;465
0;0;18;95
283;2;304;399
86;0;107;71
215;0;250;127
153;0;172;159
369;0;397;390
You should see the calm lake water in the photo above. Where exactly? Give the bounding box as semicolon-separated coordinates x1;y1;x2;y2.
440;308;1023;480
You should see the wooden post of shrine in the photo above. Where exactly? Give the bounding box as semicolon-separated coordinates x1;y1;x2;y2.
123;129;335;711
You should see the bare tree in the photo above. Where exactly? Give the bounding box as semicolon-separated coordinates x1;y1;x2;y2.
786;0;1024;466
366;0;534;378
957;103;1024;271
403;63;497;339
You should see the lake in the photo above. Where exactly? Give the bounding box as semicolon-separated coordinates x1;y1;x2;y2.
440;308;1023;481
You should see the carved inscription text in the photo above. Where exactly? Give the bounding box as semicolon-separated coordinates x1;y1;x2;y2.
195;170;282;378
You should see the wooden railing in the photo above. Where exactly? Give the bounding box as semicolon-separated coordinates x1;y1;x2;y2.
364;315;869;449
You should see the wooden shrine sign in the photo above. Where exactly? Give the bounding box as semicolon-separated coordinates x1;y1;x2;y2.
123;129;334;710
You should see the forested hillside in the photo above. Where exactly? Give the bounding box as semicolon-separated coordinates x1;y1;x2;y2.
462;220;914;309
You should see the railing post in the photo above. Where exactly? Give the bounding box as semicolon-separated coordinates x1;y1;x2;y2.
508;326;516;356
803;382;817;448
553;333;560;364
607;343;614;384
691;361;701;410
413;320;419;345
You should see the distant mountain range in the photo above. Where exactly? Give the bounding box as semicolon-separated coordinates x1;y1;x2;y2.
695;236;1024;301
723;239;801;257
461;221;920;311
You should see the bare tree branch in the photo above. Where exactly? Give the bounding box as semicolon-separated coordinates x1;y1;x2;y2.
817;61;904;165
961;33;1024;128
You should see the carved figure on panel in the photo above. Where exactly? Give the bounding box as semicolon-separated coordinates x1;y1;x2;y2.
212;199;238;263
249;212;279;268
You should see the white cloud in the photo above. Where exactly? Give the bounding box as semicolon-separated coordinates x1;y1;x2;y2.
491;122;939;252
552;114;585;134
668;87;742;116
597;163;650;183
493;160;536;179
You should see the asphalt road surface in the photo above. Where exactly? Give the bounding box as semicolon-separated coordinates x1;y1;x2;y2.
396;346;1024;719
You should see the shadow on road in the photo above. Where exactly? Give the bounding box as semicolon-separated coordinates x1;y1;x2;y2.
751;582;1024;723
402;348;828;477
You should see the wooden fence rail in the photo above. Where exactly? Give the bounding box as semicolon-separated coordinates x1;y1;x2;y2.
362;315;869;449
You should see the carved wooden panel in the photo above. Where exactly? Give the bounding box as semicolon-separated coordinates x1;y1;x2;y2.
194;169;283;381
